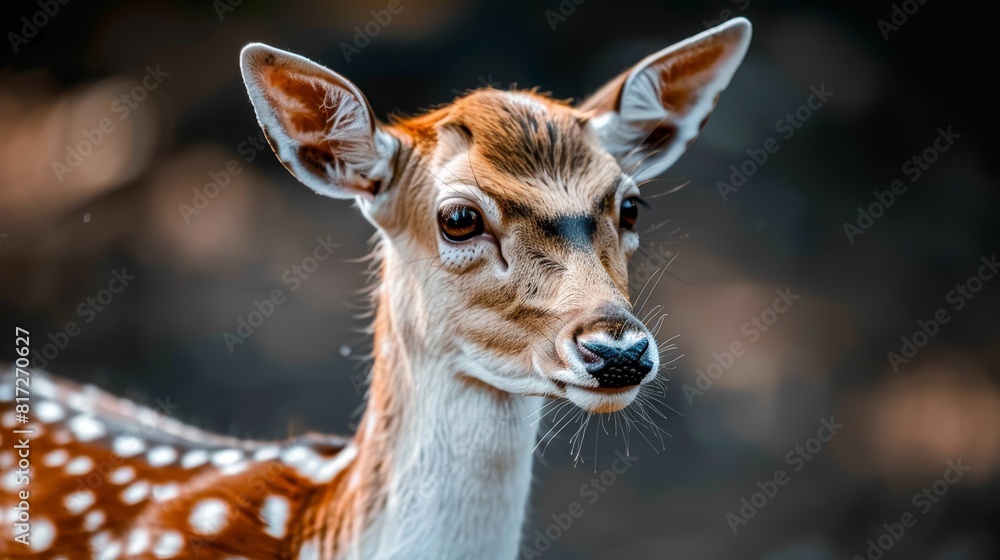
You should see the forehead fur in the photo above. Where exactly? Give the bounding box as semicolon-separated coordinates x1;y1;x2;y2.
391;90;622;217
396;89;619;186
454;90;604;182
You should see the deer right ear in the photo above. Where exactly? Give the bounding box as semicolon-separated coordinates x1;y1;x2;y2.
239;43;398;199
580;18;751;182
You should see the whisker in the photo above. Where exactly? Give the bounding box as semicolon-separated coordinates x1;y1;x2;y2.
630;262;666;314
524;397;564;421
569;412;592;466
640;219;676;236
641;178;692;197
649;314;669;337
640;304;663;326
633;251;677;316
533;403;577;456
659;353;683;367
592;414;604;473
543;408;584;457
623;406;664;453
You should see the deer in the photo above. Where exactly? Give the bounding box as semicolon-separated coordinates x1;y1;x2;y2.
0;18;751;559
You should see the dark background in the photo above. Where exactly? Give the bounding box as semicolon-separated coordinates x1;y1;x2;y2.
1;0;998;558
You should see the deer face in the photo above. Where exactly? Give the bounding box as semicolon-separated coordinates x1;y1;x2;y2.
240;19;751;414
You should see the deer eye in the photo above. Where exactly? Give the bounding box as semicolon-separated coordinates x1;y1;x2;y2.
438;203;485;242
619;197;645;230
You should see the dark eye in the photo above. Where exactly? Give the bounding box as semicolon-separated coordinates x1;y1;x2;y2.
438;204;485;242
620;197;642;230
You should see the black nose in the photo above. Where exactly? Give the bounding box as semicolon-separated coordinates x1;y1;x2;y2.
579;338;653;388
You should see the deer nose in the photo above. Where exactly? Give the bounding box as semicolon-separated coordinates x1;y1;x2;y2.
576;336;654;388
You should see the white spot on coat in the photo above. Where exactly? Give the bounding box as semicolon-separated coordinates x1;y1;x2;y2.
121;480;151;504
189;498;230;535
126;528;151;555
113;434;147;457
109;465;136;485
211;448;244;466
36;401;66;423
282;445;344;482
68;415;107;441
97;540;122;560
64;490;96;514
297;537;320;560
152;483;180;502
147;445;177;467
84;509;106;531
2;470;20;491
180;449;209;469
261;495;290;538
42;449;69;467
30;517;55;551
220;461;249;476
152;531;183;558
65;456;95;475
253;446;281;461
32;374;58;397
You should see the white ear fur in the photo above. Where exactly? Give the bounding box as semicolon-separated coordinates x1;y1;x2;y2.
239;43;398;199
582;18;752;181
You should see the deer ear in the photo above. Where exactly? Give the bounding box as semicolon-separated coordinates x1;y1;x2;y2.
239;43;398;199
580;18;751;182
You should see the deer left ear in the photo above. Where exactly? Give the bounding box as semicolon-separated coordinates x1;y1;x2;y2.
239;43;398;199
581;18;752;182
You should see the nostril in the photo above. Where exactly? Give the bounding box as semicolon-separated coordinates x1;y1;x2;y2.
580;341;616;362
576;341;603;365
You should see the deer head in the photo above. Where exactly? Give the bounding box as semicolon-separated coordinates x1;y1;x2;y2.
239;19;751;416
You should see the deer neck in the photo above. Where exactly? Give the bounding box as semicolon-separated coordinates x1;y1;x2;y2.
325;244;541;560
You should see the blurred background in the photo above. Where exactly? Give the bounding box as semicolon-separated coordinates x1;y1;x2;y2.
1;0;998;558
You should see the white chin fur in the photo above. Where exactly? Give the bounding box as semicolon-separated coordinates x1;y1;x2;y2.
564;384;641;414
